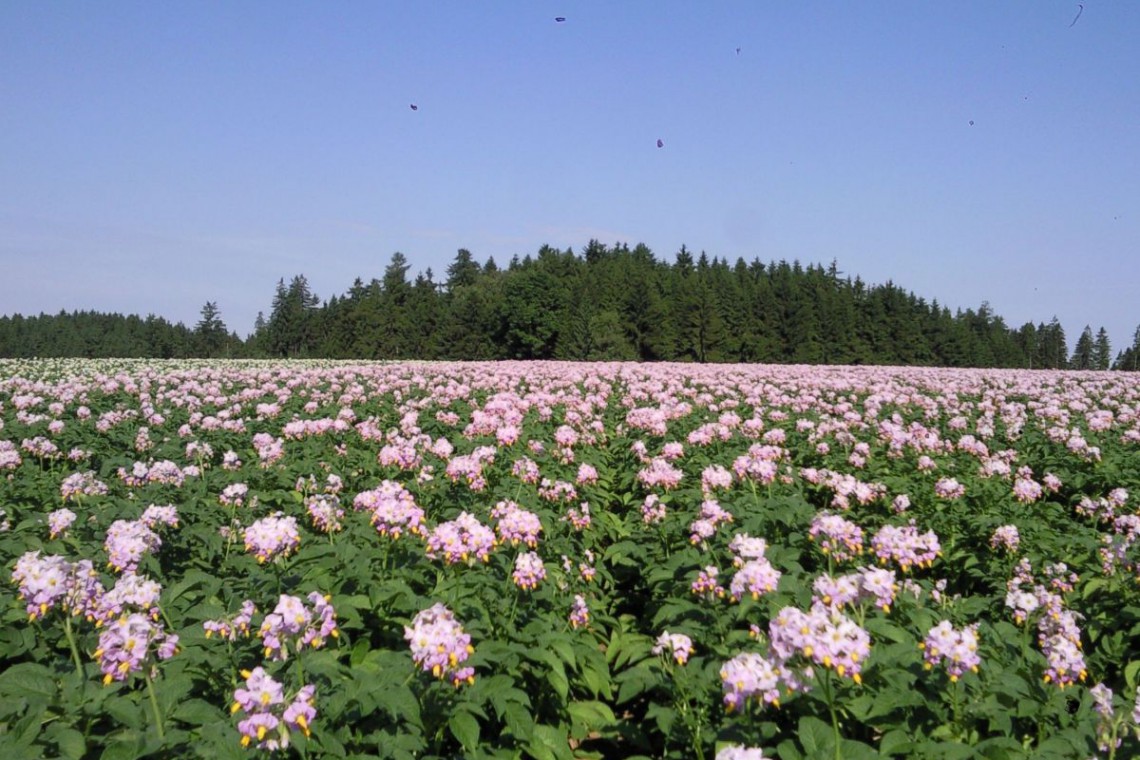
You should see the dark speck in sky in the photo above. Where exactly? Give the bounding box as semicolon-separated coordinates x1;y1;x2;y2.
969;120;974;126
1069;4;1083;27
410;104;418;111
555;17;566;23
657;139;664;148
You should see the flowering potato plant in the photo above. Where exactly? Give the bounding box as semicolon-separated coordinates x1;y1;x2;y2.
2;358;1140;758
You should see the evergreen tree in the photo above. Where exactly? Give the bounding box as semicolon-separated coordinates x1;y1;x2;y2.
193;301;229;357
1070;325;1095;370
1092;327;1111;370
266;275;320;357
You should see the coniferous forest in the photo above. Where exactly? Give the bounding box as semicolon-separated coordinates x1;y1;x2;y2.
3;242;1138;369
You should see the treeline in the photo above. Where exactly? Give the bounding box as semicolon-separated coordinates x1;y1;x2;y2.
254;242;1134;369
3;241;1139;369
0;306;244;359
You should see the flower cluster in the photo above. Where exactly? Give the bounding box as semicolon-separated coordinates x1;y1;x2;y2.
920;621;981;680
989;525;1020;553
716;745;768;760
636;457;684;491
768;603;871;683
641;494;667;524
105;519;163;573
934;477;965;500
691;566;726;600
12;551;104;621
259;592;339;660
95;572;162;623
720;652;782;711
569;594;590;629
204;600;257;640
425;512;495;564
512;551;546;590
404;603;475;686
232;667;317;750
47;508;77;539
813;567;898;612
690;499;734;545
652;631;693;665
244;514;301;564
490;500;543;547
60;470;109;501
219;483;249;507
564;502;592;531
94;612;179;684
729;558;781;602
355;481;425;539
304;493;344;533
808;513;864;562
870;521;941;572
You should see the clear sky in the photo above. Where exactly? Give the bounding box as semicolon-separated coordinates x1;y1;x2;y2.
3;2;1138;353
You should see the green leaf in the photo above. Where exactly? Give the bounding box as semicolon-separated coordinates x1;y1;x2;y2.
99;734;145;760
877;729;912;756
837;739;881;760
449;710;480;754
797;716;834;756
0;662;56;700
49;726;86;760
973;736;1027;759
567;700;615;738
172;698;222;727
1125;660;1140;690
1081;576;1108;600
526;723;574;760
504;702;535;743
776;738;805;760
615;662;658;705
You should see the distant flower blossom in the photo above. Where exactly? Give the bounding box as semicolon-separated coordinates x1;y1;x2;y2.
404;603;475;686
94;611;179;684
244;514;301;564
808;513;864;562
653;631;694;665
105;519;162;573
232;667;317;750
921;621;981;681
426;512;495;565
990;525;1020;553
47;508;77;539
934;478;965;500
259;592;338;660
219;483;249;507
60;471;108;501
569;595;590;629
305;493;344;533
491;501;543;547
716;746;768;760
641;494;667;524
355;481;425;539
512;551;546;590
871;522;941;572
204;600;257;641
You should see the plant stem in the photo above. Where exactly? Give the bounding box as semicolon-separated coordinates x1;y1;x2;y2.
63;614;85;680
145;673;166;741
822;668;842;760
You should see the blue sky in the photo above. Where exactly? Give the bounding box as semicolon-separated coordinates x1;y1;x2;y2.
3;2;1138;354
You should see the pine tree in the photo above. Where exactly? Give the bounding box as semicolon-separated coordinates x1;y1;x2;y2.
193;301;229;357
1092;327;1111;370
1070;325;1095;370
